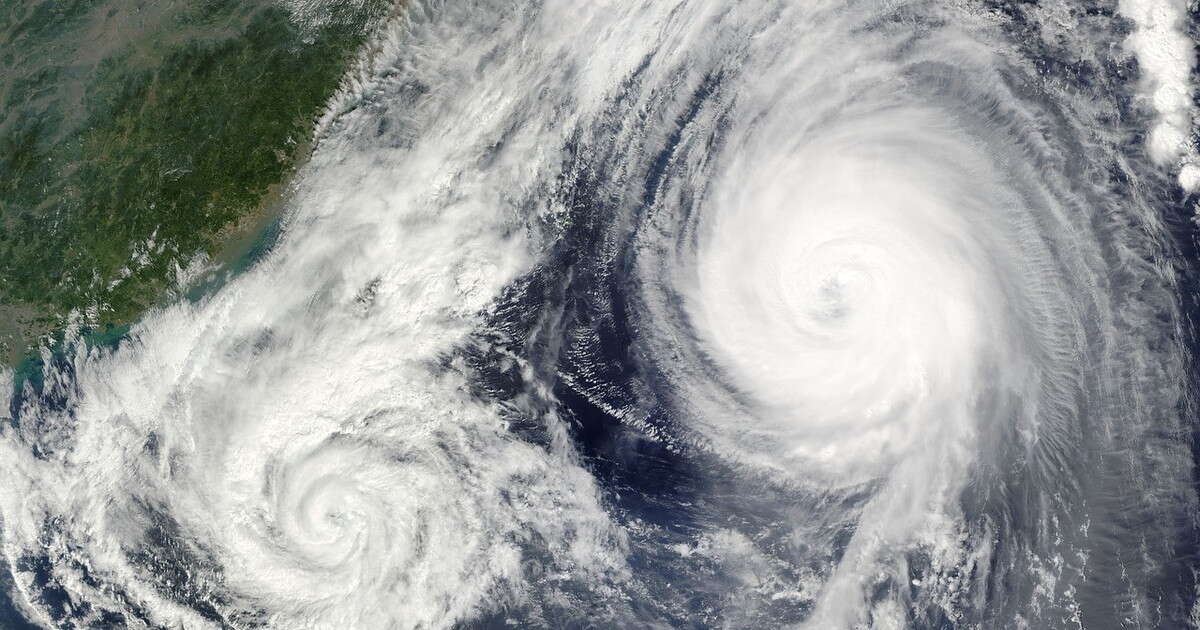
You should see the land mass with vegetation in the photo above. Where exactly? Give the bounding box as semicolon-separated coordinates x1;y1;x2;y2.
1;0;391;365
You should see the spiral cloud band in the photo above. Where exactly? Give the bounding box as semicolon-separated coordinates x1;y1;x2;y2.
2;0;1198;628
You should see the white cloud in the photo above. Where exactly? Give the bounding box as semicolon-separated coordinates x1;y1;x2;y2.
1118;0;1200;191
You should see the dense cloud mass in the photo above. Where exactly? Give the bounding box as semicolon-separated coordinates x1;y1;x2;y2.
3;1;1200;628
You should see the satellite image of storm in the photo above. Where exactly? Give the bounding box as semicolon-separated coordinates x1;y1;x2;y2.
3;0;1200;628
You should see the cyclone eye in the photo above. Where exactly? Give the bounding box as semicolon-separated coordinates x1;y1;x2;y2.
812;270;856;321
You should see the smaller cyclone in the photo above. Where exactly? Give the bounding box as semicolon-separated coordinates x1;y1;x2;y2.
272;441;385;574
208;406;527;628
0;316;625;630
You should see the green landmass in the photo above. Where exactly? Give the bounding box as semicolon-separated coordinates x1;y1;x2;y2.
0;0;391;365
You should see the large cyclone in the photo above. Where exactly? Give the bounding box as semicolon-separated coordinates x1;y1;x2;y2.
2;0;1199;629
